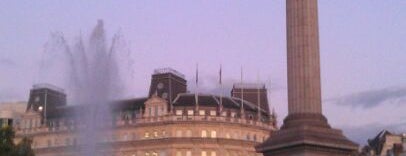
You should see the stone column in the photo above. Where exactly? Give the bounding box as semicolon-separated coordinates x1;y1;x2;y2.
256;0;358;155
287;0;322;114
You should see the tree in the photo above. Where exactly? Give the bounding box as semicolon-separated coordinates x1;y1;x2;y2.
0;126;15;156
12;137;35;156
0;126;35;156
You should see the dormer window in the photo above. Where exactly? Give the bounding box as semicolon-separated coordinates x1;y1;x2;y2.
199;110;205;116
187;110;194;116
221;111;227;117
210;110;216;116
176;110;183;116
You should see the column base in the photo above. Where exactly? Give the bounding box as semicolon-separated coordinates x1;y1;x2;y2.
256;113;358;156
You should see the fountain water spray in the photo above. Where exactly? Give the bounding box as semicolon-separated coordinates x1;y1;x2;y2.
40;20;132;156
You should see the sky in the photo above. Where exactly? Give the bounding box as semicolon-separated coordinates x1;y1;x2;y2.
1;0;405;145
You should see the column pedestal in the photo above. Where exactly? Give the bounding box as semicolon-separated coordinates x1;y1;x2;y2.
256;114;358;156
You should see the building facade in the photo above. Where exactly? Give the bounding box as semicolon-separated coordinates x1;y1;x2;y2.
361;130;406;156
14;68;277;156
0;101;26;128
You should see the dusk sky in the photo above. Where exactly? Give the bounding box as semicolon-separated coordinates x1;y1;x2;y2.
1;0;405;145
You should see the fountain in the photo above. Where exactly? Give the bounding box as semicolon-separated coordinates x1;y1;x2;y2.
41;20;131;156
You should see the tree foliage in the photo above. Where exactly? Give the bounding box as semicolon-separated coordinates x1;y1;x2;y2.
0;126;35;156
0;126;15;156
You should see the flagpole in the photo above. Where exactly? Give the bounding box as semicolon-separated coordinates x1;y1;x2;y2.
240;66;244;117
219;64;223;113
257;71;261;120
195;63;199;111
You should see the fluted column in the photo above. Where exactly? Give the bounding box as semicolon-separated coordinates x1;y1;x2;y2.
287;0;322;114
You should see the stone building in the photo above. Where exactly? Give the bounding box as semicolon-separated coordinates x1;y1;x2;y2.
0;101;26;128
14;68;277;156
361;130;406;156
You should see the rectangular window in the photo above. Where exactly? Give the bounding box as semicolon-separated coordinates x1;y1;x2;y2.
211;151;216;156
176;130;183;137
199;110;205;116
187;110;194;116
201;130;207;138
162;131;166;137
186;151;192;156
176;151;182;156
176;110;183;116
226;133;231;139
201;151;207;156
154;106;159;116
231;112;236;117
148;107;152;116
221;111;227;117
210;110;216;116
65;138;70;146
154;131;159;138
186;130;192;137
144;132;150;138
211;131;217;138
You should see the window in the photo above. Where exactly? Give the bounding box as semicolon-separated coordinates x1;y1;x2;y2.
145;152;150;156
187;110;194;116
186;130;192;137
201;151;207;156
186;151;192;156
211;151;216;156
226;133;231;139
210;110;216;116
211;131;217;138
201;130;207;138
73;138;77;145
221;111;227;116
176;130;182;137
246;134;250;140
47;139;52;147
231;112;236;117
148;107;152;116
65;138;70;146
154;131;159;138
199;110;205;116
144;132;150;138
162;131;167;137
176;110;183;116
132;132;137;140
176;151;182;156
154;106;159;116
152;152;158;156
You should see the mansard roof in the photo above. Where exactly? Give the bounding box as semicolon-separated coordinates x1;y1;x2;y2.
172;93;269;114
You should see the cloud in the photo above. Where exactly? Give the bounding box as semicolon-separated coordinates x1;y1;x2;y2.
341;122;406;146
328;87;406;109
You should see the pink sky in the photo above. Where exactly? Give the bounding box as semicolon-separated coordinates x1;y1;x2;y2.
1;0;405;144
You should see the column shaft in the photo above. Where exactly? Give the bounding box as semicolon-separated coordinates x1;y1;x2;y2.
287;0;322;114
